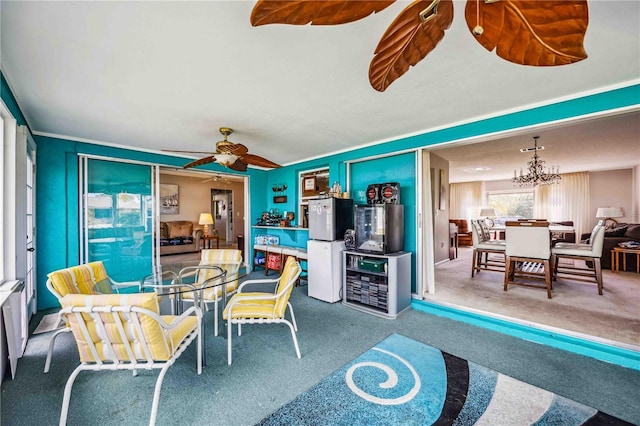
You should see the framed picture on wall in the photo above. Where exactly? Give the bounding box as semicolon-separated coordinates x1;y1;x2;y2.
303;176;316;196
160;184;179;214
439;169;447;211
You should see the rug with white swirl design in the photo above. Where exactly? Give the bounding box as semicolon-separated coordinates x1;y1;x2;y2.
257;334;630;425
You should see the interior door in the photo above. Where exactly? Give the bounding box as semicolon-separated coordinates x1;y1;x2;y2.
79;157;157;282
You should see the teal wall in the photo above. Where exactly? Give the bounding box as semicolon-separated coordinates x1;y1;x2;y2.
2;70;638;309
35;135;269;309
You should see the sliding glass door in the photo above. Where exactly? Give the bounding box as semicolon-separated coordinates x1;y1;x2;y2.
79;157;158;282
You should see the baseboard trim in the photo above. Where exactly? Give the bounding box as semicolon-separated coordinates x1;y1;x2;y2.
411;299;640;371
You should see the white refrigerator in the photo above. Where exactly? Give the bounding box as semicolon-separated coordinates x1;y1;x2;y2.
307;240;345;303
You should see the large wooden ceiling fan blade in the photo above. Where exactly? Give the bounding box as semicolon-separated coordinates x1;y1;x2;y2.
464;0;588;66
183;156;216;169
242;153;282;169
250;0;395;26
369;0;454;92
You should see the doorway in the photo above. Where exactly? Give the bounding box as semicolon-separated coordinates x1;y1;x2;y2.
212;189;233;242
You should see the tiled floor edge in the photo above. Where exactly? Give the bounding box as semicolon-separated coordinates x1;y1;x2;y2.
411;299;640;371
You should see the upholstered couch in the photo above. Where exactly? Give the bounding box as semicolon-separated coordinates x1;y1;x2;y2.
581;223;640;271
159;221;203;255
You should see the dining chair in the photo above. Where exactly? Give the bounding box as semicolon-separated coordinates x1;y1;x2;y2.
222;256;302;365
552;220;606;295
470;219;506;277
180;249;243;336
57;292;202;426
44;261;138;373
504;221;553;298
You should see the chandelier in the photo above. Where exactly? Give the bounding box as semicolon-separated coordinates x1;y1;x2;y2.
512;136;561;187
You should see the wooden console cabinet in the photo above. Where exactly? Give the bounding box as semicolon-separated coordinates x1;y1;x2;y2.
342;251;411;319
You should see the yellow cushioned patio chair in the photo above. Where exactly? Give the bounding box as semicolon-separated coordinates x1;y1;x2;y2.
222;256;301;365
179;249;243;336
44;261;138;372
57;292;202;426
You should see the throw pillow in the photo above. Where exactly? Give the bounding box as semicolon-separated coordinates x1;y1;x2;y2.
169;222;193;238
624;224;640;240
605;226;627;237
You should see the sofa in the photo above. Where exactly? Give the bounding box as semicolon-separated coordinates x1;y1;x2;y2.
159;221;203;255
581;223;640;271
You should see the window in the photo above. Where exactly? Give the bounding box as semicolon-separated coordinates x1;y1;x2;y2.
487;190;534;223
298;167;329;228
115;193;142;227
87;193;114;228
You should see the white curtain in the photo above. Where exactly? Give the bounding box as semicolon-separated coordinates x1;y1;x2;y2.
535;172;590;236
450;181;485;223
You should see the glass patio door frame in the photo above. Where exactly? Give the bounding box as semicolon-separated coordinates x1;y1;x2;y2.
79;155;160;279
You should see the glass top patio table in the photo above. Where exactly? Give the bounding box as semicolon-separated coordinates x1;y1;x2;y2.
139;261;249;365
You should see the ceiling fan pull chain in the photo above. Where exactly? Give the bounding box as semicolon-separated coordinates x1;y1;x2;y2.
473;0;484;35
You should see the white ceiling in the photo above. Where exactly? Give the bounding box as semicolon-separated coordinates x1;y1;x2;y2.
1;1;639;177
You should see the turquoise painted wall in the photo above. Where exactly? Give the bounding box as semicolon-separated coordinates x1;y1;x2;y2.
35;134;267;309
2;70;638;310
350;153;417;290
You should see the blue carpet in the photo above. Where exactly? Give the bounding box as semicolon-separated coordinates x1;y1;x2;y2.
258;334;630;425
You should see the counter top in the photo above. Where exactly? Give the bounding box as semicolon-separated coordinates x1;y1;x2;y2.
252;225;309;231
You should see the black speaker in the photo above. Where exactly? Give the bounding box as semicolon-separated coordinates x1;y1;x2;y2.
366;184;380;204
379;182;400;204
344;229;356;250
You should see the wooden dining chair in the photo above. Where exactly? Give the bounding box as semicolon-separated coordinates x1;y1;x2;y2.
552;221;606;295
504;221;553;298
470;220;506;277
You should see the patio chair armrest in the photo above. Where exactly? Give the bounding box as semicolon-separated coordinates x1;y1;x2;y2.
108;278;141;293
160;305;203;329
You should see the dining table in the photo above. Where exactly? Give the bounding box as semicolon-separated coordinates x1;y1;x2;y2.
490;224;574;241
138;261;249;365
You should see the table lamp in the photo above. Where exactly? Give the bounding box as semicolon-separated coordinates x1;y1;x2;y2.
199;213;214;236
479;208;497;227
595;207;624;229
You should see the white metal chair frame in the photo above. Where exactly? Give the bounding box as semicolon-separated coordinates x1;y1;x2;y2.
58;304;202;426
470;219;506;277
224;262;302;365
552;221;606;295
178;257;242;337
503;221;554;299
44;274;138;373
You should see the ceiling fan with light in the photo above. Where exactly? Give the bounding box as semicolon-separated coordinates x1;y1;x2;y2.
250;0;589;92
164;127;282;172
201;173;230;184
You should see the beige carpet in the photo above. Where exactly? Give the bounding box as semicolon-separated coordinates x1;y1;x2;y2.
429;247;640;348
